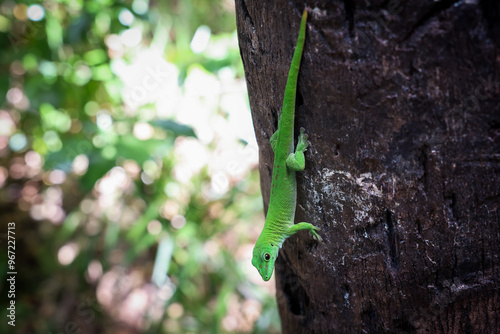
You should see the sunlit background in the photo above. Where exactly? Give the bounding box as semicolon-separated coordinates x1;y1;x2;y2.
0;1;280;333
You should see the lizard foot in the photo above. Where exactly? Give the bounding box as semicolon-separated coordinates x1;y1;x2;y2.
309;225;322;241
297;127;309;152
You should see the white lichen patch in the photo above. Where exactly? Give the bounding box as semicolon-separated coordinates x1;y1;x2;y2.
321;169;384;198
319;168;386;225
310;7;328;18
355;172;384;198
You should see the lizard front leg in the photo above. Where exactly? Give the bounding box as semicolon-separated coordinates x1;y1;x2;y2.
286;127;309;171
285;222;322;240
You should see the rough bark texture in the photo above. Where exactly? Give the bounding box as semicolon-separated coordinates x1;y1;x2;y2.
236;0;500;333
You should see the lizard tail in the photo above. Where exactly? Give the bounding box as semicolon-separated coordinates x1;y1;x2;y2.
278;9;308;153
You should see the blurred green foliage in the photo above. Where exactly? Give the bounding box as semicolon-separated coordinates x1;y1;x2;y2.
0;0;280;333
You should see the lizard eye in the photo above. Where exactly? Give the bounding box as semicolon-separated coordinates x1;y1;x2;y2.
264;253;271;261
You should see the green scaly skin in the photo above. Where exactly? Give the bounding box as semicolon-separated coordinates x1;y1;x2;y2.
252;9;321;282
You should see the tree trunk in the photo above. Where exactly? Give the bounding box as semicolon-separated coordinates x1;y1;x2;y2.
236;0;500;333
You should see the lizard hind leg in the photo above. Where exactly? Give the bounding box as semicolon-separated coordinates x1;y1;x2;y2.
286;128;309;171
296;127;309;153
270;129;279;152
270;111;283;152
285;222;322;241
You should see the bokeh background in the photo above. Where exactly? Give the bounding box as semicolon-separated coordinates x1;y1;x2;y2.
0;0;280;333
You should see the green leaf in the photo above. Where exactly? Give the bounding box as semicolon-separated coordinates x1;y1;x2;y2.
39;103;72;133
115;136;170;164
44;136;93;171
84;49;108;66
152;119;197;138
79;150;115;192
46;15;63;51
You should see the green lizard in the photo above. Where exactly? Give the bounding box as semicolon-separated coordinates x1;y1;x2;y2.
252;9;321;282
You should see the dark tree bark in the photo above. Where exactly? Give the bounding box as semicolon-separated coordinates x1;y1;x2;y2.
236;0;500;333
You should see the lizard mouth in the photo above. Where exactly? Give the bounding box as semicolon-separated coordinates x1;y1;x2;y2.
259;264;273;281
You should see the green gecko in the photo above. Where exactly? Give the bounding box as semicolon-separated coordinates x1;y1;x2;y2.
252;9;321;282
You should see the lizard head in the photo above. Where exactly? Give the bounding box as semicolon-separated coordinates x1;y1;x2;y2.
252;243;279;281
